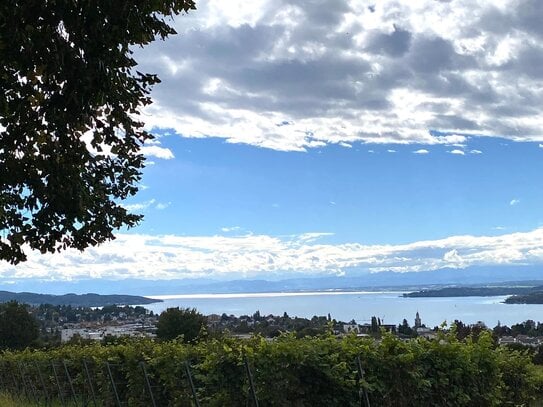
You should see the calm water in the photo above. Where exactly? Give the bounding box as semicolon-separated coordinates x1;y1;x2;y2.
141;291;543;328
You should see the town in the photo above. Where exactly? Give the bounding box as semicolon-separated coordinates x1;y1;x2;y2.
20;303;543;352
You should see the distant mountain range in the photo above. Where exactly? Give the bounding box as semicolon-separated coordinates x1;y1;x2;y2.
1;265;542;296
0;291;162;307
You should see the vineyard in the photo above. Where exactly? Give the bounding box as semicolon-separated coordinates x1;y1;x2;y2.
1;331;542;406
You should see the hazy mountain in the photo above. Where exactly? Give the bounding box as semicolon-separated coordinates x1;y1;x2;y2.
1;265;541;296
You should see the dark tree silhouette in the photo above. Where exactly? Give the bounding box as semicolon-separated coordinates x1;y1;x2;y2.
156;307;207;342
0;301;39;349
0;0;196;263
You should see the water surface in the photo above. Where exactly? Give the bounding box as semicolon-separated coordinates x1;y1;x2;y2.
142;291;543;327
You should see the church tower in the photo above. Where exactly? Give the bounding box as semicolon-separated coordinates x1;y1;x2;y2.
414;311;422;328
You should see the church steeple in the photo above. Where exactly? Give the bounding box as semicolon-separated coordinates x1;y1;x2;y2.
414;311;421;328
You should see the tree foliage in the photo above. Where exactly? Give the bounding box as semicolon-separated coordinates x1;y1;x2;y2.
398;318;414;336
0;0;196;263
0;301;39;349
156;307;207;342
1;332;542;405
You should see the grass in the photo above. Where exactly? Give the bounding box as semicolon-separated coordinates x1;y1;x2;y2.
0;394;64;406
0;393;33;406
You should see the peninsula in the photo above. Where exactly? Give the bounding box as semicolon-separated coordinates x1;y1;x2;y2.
0;291;162;307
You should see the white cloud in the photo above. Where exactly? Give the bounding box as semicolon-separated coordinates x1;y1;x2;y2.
449;149;465;155
140;145;175;160
4;228;543;281
413;149;429;154
443;249;466;268
221;226;241;232
470;149;483;154
539;144;543;149
434;135;467;146
510;199;520;206
297;232;334;242
135;0;543;152
387;149;397;153
122;199;156;211
123;199;171;211
144;138;162;146
155;202;171;210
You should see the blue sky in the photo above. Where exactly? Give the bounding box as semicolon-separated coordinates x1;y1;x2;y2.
133;134;543;246
2;0;543;283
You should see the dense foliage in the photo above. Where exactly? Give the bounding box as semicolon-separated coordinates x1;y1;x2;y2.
156;307;207;342
0;0;196;263
1;332;542;406
0;301;39;350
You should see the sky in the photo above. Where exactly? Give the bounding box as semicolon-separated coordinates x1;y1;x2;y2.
2;0;543;284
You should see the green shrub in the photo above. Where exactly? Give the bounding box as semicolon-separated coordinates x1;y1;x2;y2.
0;333;541;406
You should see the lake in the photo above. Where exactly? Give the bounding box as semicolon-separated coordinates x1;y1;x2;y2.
141;291;543;328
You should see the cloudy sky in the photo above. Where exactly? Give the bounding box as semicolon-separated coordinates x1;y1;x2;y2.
3;0;543;283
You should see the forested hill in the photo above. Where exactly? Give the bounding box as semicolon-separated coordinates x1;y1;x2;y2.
0;291;161;307
504;291;543;304
403;286;542;298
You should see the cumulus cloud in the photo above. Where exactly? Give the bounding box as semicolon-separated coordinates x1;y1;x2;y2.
3;228;543;281
510;199;520;206
413;149;429;154
449;149;465;155
470;149;483;154
434;135;467;146
135;0;543;152
140;145;175;160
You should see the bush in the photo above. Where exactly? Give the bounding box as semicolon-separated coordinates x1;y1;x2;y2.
0;332;542;406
